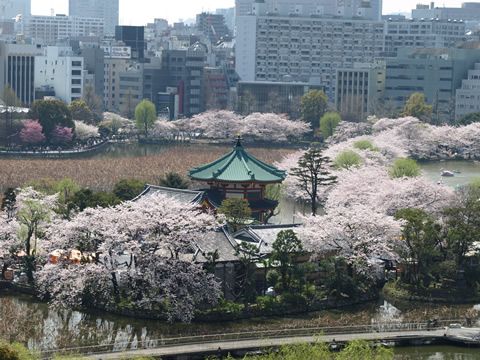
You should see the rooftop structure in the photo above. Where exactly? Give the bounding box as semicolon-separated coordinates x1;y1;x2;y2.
189;137;286;222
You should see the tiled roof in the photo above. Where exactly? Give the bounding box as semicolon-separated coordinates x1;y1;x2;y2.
193;227;239;263
189;137;286;183
136;185;206;205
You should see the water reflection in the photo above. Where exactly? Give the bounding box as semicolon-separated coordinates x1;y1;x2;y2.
2;293;480;354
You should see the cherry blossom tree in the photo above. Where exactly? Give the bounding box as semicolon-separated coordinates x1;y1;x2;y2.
150;119;179;140
74;121;99;141
176;110;242;139
19;120;46;145
242;113;310;142
37;194;221;323
299;204;402;275
51;126;73;145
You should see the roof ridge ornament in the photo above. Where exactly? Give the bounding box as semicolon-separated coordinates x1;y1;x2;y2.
235;135;243;148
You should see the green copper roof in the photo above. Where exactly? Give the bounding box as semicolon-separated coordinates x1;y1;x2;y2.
189;138;286;183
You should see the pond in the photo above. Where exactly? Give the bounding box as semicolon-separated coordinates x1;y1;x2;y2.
421;160;480;188
1;292;479;354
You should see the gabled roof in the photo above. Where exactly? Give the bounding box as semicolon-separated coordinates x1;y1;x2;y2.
193;227;240;263
136;185;206;205
189;137;286;183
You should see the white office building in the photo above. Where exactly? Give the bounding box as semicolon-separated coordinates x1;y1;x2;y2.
236;1;384;100
35;46;84;104
69;0;119;36
456;63;480;120
25;15;104;45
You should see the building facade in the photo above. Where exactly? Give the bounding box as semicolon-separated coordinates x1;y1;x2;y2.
25;15;104;45
0;0;30;19
69;0;119;36
196;13;231;43
335;61;386;121
0;42;42;105
384;48;480;123
384;19;467;57
236;8;385;101
115;26;146;61
455;63;480;120
34;46;84;104
235;0;382;20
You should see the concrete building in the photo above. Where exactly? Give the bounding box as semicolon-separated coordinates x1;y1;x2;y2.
0;41;42;105
78;45;105;99
216;8;235;33
335;61;386;121
196;13;231;43
0;0;30;20
413;2;480;22
204;67;230;110
235;0;382;20
384;18;467;57
236;5;385;101
237;81;320;116
115;26;145;61
384;48;480;123
413;2;480;32
35;46;84;104
160;44;207;117
456;63;480;120
25;15;104;45
69;0;119;36
103;57;135;113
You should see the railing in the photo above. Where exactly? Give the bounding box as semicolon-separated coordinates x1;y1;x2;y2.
38;319;462;359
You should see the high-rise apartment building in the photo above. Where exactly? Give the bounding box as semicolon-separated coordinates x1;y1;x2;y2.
25;15;104;45
69;0;119;36
0;0;30;19
236;3;385;100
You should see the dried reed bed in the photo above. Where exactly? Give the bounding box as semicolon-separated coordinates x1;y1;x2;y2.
0;146;294;192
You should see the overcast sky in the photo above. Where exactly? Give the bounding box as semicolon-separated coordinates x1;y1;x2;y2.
32;0;468;25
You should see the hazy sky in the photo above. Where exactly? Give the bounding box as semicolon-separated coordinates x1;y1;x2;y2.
32;0;468;25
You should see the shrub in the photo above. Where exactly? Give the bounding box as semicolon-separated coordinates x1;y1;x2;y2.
319;112;341;139
353;140;378;152
0;342;36;360
334;150;362;170
158;172;189;189
113;179;146;201
389;158;421;178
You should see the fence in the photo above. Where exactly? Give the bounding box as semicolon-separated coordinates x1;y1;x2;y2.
39;318;463;359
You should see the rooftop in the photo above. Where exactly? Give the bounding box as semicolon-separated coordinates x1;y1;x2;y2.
189;137;286;183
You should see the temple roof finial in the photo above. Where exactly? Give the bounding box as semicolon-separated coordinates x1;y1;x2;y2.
235;135;243;148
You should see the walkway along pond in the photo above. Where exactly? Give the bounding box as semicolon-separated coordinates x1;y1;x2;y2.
2;291;480;355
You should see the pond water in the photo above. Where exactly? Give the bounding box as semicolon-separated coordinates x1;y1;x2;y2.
1;292;479;354
421;160;480;188
394;346;480;359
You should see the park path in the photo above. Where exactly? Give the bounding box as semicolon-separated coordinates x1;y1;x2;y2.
84;329;447;359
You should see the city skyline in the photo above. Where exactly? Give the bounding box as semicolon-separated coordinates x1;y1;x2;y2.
32;0;468;25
